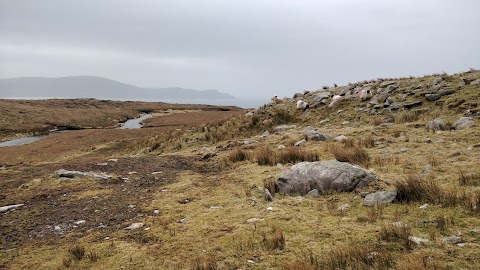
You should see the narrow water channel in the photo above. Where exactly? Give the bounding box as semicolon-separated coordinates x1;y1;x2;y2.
0;114;153;147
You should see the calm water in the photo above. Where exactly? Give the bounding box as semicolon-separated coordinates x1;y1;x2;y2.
0;135;47;147
119;114;152;129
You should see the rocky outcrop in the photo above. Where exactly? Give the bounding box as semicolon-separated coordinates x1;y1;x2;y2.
277;160;376;195
453;117;474;130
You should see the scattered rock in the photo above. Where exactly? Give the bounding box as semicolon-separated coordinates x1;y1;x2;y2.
264;189;273;202
409;236;429;246
277;144;286;149
363;191;397;206
243;140;258;145
453;117;474;130
294;139;307;147
108;158;118;162
319;119;329;125
425;118;447;132
96;163;108;166
246;218;264;223
209;206;223;209
337;203;350;211
305;189;321;198
74;220;86;225
153;210;160;215
419;203;429;209
179;217;188;223
442;236;463;244
54;169;112;180
304;128;328;141
335;135;348;142
395;148;409;154
0;204;24;213
274;125;297;133
277;160;376;195
266;207;274;211
261;131;270;137
392;221;408;228
425;93;441;101
125;223;144;230
404;101;422;108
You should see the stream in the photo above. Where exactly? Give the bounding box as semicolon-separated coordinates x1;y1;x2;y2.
0;114;153;147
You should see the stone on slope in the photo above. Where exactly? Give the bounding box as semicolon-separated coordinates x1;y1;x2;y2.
274;125;297;133
425;93;441;101
453;117;474;130
277;160;376;195
425;118;447;132
0;204;24;213
125;223;144;230
54;169;112;180
363;191;397;206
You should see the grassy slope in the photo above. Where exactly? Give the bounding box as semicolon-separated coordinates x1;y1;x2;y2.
1;71;479;269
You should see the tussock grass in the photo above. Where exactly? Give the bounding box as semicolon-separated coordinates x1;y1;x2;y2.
191;256;217;270
261;225;285;251
395;175;441;203
378;225;414;250
458;171;480;186
329;143;370;167
68;244;85;261
253;146;320;166
395;110;424;123
228;148;249;162
282;243;394;270
371;116;385;126
264;178;278;195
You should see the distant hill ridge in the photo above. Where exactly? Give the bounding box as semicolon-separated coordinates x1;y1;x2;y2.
0;76;235;99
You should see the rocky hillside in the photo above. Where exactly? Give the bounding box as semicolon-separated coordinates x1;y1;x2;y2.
1;70;479;270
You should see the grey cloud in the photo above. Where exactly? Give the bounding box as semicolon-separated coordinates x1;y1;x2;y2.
1;0;479;98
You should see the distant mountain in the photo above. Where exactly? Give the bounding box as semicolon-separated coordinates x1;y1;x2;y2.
0;76;235;99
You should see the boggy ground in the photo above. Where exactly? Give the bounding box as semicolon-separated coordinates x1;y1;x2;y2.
1;71;480;270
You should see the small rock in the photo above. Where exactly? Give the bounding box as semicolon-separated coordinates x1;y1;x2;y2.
335;135;348;142
423;165;432;174
319;119;329;125
425;118;447;132
125;223;144;230
337;203;350;211
277;144;286;149
404;101;422;108
209;206;223;209
54;225;61;231
265;189;273;202
453;117;474;130
392;221;408;228
294;139;306;147
409;236;429;246
442;236;463;244
0;204;24;213
274;125;297;133
419;203;429;209
243;140;258;145
179;217;188;223
306;189;321;198
247;260;256;264
74;220;86;225
246;218;264;223
152;171;163;175
108;159;118;162
96;163;108;166
261;131;270;137
363;191;397;206
425;93;441;101
396;148;408;154
266;207;274;211
153;210;160;215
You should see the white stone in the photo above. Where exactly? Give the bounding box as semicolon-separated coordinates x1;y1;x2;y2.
419;203;429;209
408;236;429;246
125;223;144;230
0;204;24;213
266;207;274;211
74;220;86;225
246;218;264;223
153;210;160;215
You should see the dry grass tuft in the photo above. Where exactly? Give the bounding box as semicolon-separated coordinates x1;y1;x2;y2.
255;146;277;165
68;244;85;261
371;116;385;126
329;143;370;167
396;110;424;123
458;171;480;186
261;225;286;251
253;146;319;166
264;178;278;195
378;225;414;250
395;175;441;203
228;148;249;162
191;256;218;270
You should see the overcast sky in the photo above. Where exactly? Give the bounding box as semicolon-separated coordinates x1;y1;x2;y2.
0;0;479;99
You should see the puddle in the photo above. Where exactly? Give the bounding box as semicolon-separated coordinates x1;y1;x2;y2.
119;114;152;129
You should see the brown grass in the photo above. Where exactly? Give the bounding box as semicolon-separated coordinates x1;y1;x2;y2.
191;256;218;270
68;244;85;261
395;110;423;123
458;171;480;186
378;225;414;250
264;178;278;195
395;175;442;203
253;146;319;166
371;116;385;126
329;143;370;167
261;225;286;250
228;148;249;162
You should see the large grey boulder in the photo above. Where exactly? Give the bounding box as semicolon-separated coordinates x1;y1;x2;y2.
303;127;328;141
363;191;397;206
308;91;331;103
453;117;474;130
54;169;112;180
425;118;447;132
277;160;376;195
